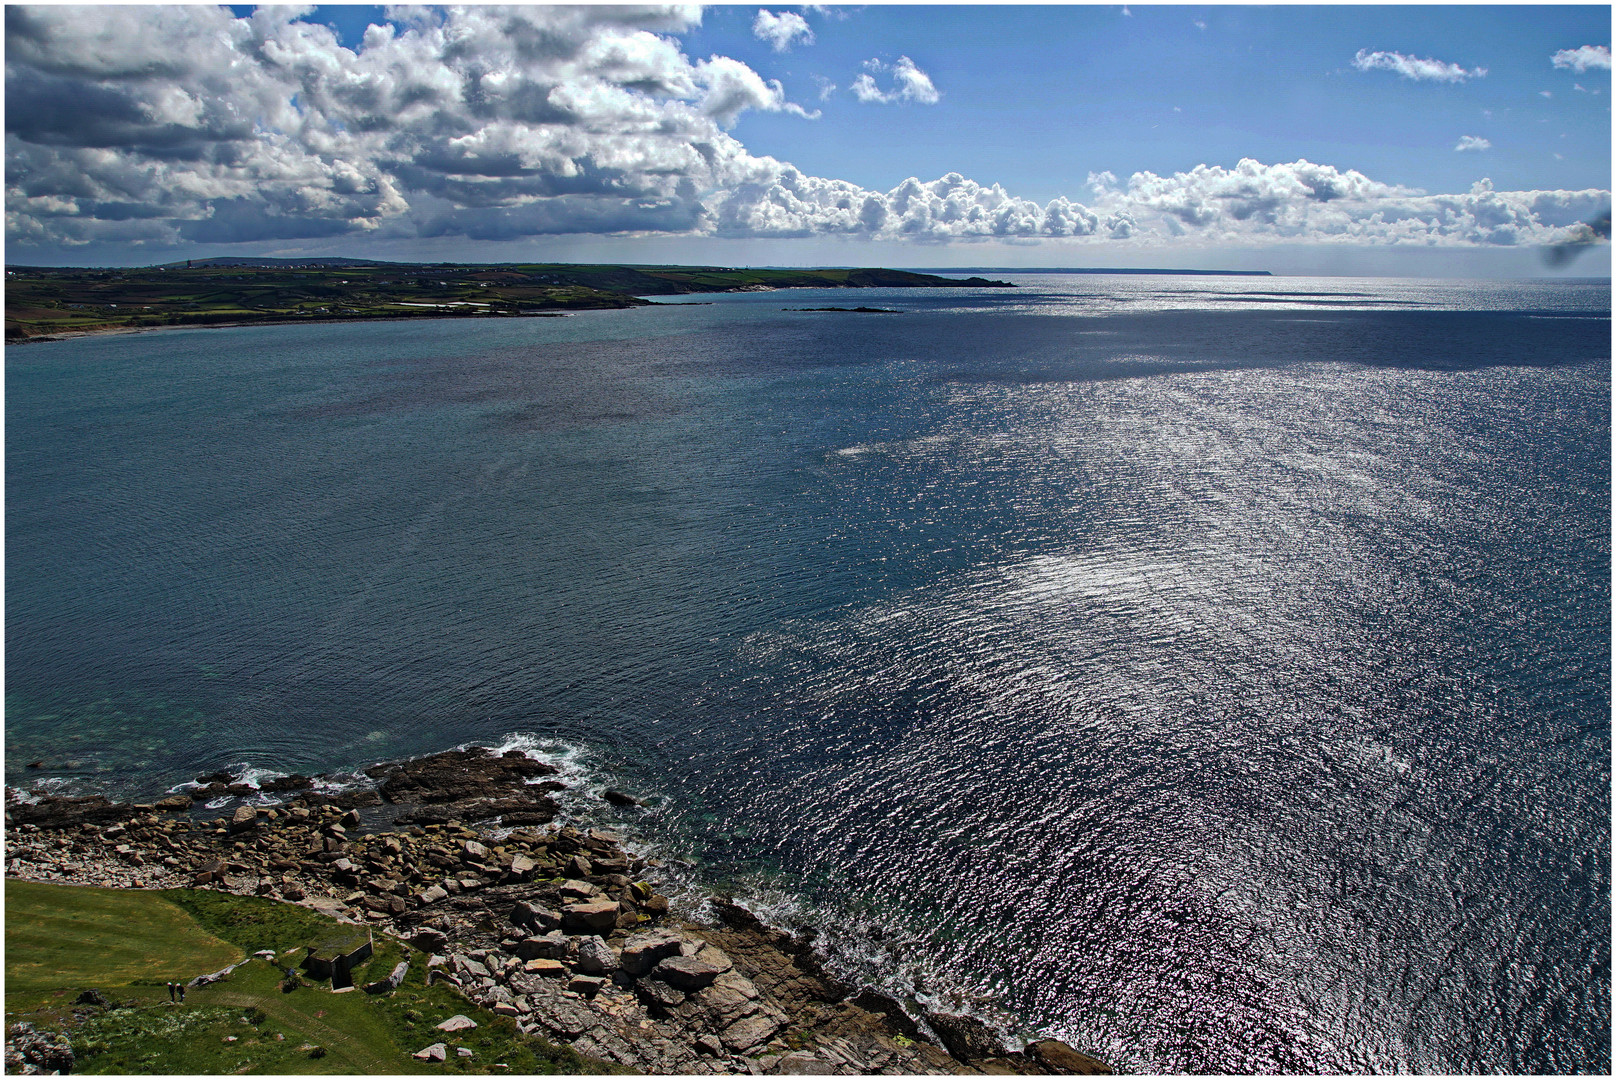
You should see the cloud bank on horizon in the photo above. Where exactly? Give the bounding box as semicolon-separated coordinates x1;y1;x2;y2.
4;5;1609;259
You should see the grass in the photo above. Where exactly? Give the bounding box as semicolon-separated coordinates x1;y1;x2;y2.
4;881;241;994
5;881;622;1074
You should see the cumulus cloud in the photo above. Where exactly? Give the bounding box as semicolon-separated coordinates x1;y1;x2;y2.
1353;48;1486;82
1551;45;1611;72
4;7;1605;253
1454;135;1491;152
850;56;940;105
753;9;813;53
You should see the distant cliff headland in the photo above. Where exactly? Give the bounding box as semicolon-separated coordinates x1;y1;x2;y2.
3;259;1014;342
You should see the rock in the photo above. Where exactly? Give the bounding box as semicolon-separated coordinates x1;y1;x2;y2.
721;1013;780;1053
411;928;450;954
711;897;764;929
602;789;639;807
566;854;593;877
435;1014;477;1032
417;884;449;905
558;879;596;900
924;1011;1002;1063
654;955;723;993
620;932;686;976
849;989;925;1041
366;746;557;805
562;901;619;933
74;990;111;1008
523;958;567;977
514;933;568;961
340;809;361;828
773;1051;840;1074
695;1033;725;1057
568;975;605;996
636;977;686;1011
363;961;410;995
1028;1039;1112;1075
690;982;760;1028
573;936;619;976
228;805;258;832
695;943;734;974
154;795;193;811
413;1042;447;1062
463;839;489;861
509;854;536;876
510;901;561;932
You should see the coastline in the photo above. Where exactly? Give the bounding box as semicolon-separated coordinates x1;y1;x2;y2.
4;745;1111;1076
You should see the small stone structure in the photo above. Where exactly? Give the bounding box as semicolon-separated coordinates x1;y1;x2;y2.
301;930;373;988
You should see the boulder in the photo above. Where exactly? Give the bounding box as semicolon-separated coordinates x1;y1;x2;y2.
154;795;194;811
411;928;450;954
568;975;605;996
523;958;567;977
620;932;685;976
924;1012;1002;1063
602;789;639;807
694;943;734;974
654;955;723;993
435;1014;477;1032
510;901;560;932
514;934;568;961
573;936;619;976
636;977;685;1011
561;901;619;934
721;1013;780;1053
413;1043;447;1062
363;961;410;995
228;805;259;832
850;989;925;1041
1028;1039;1112;1075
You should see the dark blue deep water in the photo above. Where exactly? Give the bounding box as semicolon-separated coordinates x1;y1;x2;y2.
7;276;1610;1072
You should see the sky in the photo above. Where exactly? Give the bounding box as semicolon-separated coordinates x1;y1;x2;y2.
4;3;1611;275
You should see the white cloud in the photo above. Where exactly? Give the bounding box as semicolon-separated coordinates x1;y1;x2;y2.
1353;48;1487;82
1454;135;1492;152
851;56;939;105
753;10;813;53
1539;90;1554;98
4;8;1605;253
1551;45;1611;72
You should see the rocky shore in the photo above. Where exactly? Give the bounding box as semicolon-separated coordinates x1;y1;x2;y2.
5;746;1109;1076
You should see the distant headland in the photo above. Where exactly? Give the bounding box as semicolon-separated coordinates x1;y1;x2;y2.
907;267;1273;276
3;260;1015;343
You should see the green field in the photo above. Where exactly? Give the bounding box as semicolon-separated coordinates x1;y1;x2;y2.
3;259;1010;340
4;881;616;1075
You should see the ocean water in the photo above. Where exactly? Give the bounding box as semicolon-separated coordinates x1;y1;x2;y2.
6;274;1609;1072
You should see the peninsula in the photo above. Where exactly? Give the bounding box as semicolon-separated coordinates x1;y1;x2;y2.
3;260;1013;342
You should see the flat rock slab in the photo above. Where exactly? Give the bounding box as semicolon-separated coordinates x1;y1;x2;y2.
722;1013;780;1053
655;954;724;992
562;900;619;933
435;1014;478;1032
414;1042;448;1061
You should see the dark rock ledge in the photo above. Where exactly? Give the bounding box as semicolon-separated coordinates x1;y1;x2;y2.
5;747;1110;1076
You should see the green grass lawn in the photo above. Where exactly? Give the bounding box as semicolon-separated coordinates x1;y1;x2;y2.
4;881;241;994
5;881;619;1074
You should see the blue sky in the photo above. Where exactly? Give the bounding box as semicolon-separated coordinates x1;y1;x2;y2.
8;4;1611;274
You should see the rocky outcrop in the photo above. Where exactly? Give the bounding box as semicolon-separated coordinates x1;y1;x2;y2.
4;747;1111;1076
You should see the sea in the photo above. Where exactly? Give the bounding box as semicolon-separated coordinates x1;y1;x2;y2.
5;274;1610;1073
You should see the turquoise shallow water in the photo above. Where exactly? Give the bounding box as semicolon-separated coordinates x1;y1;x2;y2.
6;275;1610;1071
